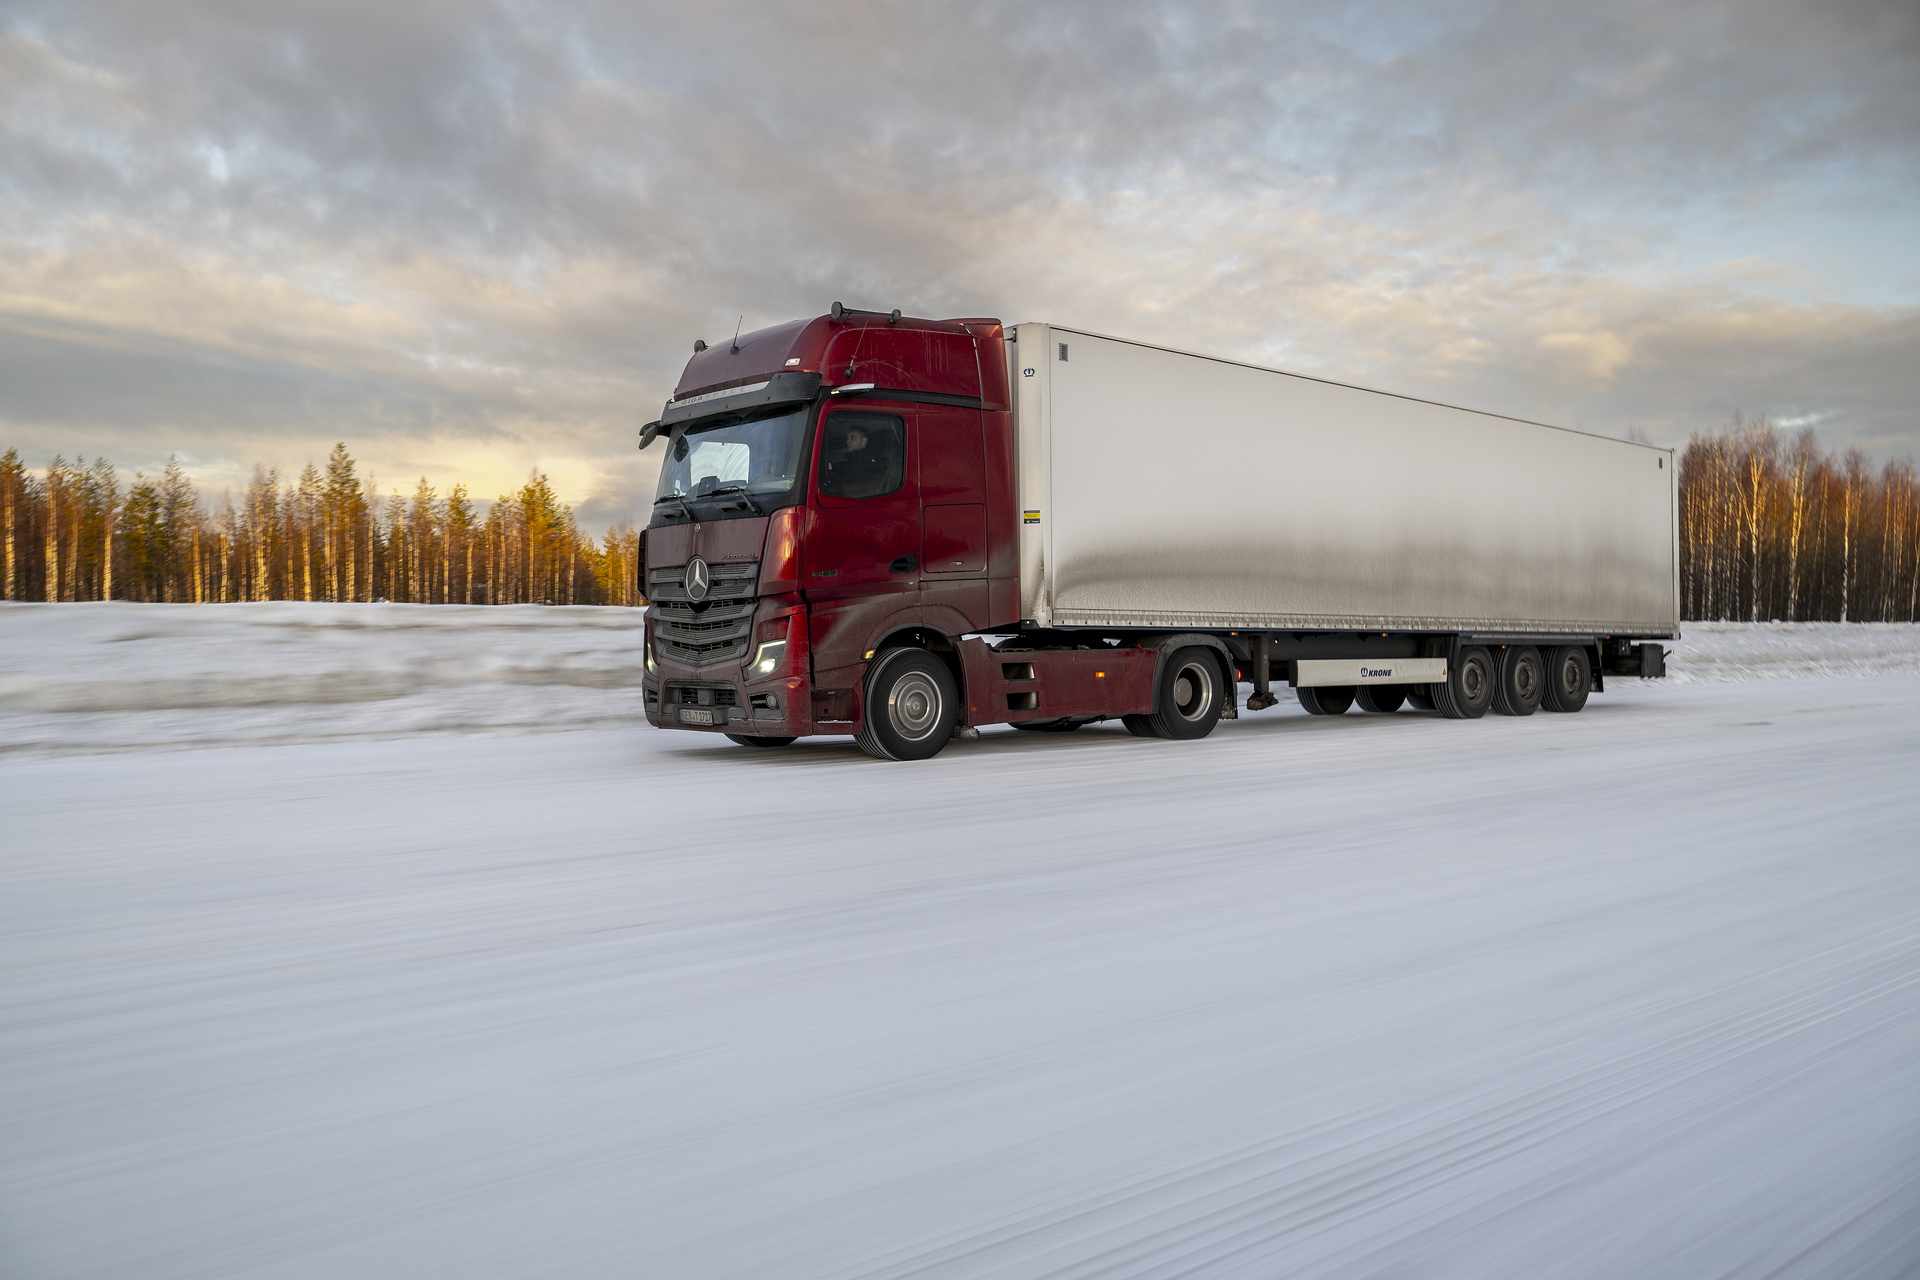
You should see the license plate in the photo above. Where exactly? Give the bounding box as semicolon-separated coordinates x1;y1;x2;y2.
679;708;716;725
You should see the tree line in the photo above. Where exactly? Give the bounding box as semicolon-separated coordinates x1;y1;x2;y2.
1;444;642;606
7;424;1919;621
1680;417;1918;623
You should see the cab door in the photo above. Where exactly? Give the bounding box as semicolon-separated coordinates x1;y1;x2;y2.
804;403;922;689
916;401;989;627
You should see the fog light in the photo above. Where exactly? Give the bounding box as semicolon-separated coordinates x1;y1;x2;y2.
750;639;786;677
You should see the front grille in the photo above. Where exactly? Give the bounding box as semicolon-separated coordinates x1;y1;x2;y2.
665;682;738;708
649;559;760;666
649;559;758;603
653;599;753;665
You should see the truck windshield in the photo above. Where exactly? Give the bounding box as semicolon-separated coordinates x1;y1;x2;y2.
653;404;812;519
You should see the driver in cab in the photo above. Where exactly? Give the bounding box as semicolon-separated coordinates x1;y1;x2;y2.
822;421;897;499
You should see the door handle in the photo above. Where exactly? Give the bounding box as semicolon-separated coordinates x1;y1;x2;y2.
889;555;918;574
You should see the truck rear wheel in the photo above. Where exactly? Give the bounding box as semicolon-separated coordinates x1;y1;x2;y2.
1433;646;1493;719
1491;645;1543;716
856;649;958;761
1297;685;1354;715
1149;647;1224;739
726;734;796;748
1541;645;1592;713
1356;686;1406;713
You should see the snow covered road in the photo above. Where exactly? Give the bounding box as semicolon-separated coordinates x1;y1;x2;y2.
4;609;1920;1277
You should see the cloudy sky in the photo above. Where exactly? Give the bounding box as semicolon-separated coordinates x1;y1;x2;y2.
3;0;1916;530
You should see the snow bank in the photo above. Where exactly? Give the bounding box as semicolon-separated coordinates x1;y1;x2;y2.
1667;621;1920;683
4;602;1919;756
0;601;645;756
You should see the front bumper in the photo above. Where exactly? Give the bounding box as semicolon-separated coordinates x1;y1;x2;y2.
645;667;810;736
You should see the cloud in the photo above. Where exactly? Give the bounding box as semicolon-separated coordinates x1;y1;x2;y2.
2;0;1917;526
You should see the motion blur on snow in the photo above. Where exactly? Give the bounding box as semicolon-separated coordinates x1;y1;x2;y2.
5;602;1920;755
3;604;1920;1278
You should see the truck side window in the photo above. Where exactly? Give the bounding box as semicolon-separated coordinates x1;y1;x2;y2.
818;411;906;500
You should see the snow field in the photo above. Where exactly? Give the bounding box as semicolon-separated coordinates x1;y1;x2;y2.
2;605;1920;1277
5;602;1920;756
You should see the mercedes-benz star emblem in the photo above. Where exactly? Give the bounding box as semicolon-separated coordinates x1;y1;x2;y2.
684;556;711;601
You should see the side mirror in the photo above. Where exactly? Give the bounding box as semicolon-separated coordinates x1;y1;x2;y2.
638;421;664;450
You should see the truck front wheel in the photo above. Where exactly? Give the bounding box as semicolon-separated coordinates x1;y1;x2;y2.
856;649;958;761
1149;647;1225;740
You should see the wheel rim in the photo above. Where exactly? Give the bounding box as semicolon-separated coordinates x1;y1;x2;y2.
1461;656;1488;702
888;671;943;740
1558;654;1581;696
1171;661;1214;721
1515;656;1539;700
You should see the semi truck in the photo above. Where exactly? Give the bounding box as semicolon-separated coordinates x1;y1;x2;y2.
638;305;1677;761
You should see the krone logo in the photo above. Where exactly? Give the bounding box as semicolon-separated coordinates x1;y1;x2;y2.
684;556;711;601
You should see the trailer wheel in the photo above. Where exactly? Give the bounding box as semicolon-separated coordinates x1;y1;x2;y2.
1407;687;1436;711
1297;686;1354;715
1491;646;1543;716
856;649;958;761
1356;686;1406;713
1149;647;1224;739
1433;646;1493;719
726;734;796;748
1010;718;1083;732
1540;645;1592;713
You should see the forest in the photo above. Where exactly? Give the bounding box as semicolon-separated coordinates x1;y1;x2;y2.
0;444;641;606
4;422;1918;621
1680;417;1918;623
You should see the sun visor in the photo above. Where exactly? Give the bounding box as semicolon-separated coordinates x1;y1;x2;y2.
660;371;823;427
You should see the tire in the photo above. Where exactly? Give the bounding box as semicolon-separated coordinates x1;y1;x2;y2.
1149;647;1225;739
1407;687;1436;711
726;734;796;748
1010;718;1083;733
1541;645;1592;713
1297;685;1354;715
1356;685;1406;714
1122;714;1162;738
1490;645;1543;716
856;649;958;761
1432;646;1493;719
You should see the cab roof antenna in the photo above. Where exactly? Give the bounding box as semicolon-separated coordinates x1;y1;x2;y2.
729;315;743;354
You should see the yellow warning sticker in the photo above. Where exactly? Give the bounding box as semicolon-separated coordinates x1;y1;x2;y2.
1022;510;1041;524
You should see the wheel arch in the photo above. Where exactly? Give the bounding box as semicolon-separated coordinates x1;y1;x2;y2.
864;612;970;714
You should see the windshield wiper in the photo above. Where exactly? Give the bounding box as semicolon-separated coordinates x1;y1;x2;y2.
654;492;694;520
705;484;762;515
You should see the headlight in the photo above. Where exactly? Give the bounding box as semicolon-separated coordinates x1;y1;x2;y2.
750;639;786;677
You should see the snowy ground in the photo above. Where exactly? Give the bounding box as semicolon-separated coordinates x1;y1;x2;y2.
3;605;1920;1278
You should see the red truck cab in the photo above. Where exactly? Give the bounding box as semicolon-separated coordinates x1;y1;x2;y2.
643;307;1115;758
